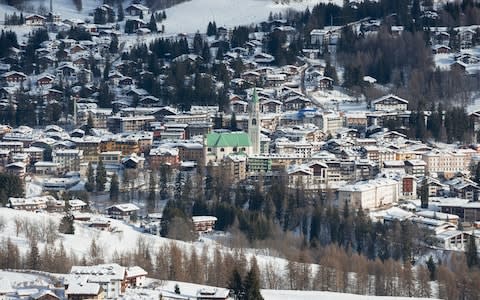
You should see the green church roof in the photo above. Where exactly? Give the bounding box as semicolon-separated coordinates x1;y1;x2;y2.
206;132;252;148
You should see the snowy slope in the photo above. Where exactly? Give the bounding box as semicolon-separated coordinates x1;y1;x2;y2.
161;0;342;34
261;290;436;300
0;207;295;278
0;0;99;22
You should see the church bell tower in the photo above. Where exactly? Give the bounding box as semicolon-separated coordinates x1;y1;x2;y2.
248;89;260;155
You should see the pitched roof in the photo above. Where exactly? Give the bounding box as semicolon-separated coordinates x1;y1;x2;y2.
372;94;409;105
206;132;251;148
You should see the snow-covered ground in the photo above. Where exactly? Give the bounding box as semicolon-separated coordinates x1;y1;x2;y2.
310;87;367;111
0;207;294;278
0;271;436;300
433;53;454;70
261;289;436;300
0;270;52;288
0;0;101;22
161;0;341;34
1;0;342;35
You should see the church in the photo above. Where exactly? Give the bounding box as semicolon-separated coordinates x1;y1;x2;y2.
204;90;261;163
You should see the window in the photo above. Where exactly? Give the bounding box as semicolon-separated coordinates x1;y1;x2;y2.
252;118;257;125
220;148;225;152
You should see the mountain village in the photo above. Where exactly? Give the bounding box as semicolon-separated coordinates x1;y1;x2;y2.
0;0;479;299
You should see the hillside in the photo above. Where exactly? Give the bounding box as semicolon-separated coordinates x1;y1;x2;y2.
161;0;342;34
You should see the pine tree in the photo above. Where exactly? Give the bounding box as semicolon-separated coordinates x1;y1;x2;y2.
159;164;169;200
420;179;429;209
109;34;118;54
117;3;124;21
202;43;211;63
95;160;107;192
147;172;156;212
110;173;119;202
324;58;338;85
27;238;40;270
230;112;238;131
148;14;158;33
466;234;479;268
243;258;263;300
228;268;244;298
59;200;75;234
85;162;95;192
426;255;436;280
474;162;480;184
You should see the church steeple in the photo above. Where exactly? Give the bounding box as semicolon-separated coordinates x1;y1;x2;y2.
248;88;260;155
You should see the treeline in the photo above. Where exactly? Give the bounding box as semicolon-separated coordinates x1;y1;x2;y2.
441;0;480;26
158;169;434;265
0;173;24;206
408;106;474;143
4;12;24;25
336;24;480;110
0;30;18;59
0;197;478;298
338;26;431;86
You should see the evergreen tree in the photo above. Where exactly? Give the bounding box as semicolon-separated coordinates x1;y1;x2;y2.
420;180;429;209
230;112;238;131
159;164;169;200
193;32;203;55
86;114;94;134
228;268;244;299
59;198;75;234
324;58;338;85
110;173;120;202
147;172;156;212
0;173;24;205
117;3;124;21
148;14;158;33
85;162;95;192
426;255;436;280
27;238;40;270
109;34;119;54
59;213;75;234
207;21;217;36
474;162;480;184
466;234;479;268
202;43;211;63
243;258;263;300
95;160;107;192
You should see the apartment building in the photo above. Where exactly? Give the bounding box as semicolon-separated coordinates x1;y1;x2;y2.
337;178;400;210
52;149;84;173
422;149;474;177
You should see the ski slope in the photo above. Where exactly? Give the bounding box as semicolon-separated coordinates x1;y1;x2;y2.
162;0;342;34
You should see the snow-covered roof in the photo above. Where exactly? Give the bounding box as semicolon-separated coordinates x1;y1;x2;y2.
192;216;218;223
66;280;101;295
107;203;140;212
126;266;148;278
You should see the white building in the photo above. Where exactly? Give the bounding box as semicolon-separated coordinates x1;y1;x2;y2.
321;111;343;134
337;178;400;210
422;149;475;176
52;149;84;173
372;94;408;112
66;264;126;299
